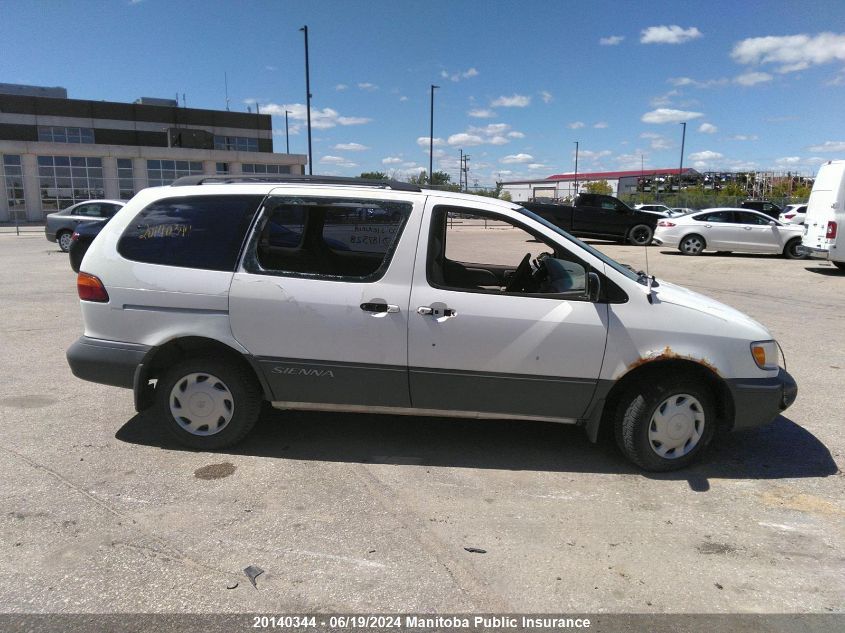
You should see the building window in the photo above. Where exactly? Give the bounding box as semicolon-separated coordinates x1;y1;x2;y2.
216;162;229;174
117;159;135;200
37;126;95;144
3;155;26;218
38;155;104;211
146;159;203;187
213;135;260;152
242;163;291;175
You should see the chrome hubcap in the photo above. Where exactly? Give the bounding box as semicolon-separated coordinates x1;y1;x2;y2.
169;372;234;436
647;393;705;459
59;233;72;250
682;238;702;253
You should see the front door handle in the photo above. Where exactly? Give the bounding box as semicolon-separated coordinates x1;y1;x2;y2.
417;305;456;317
743;226;753;230
360;302;399;313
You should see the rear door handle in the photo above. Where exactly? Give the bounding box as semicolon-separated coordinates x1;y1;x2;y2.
743;226;753;230
360;302;399;313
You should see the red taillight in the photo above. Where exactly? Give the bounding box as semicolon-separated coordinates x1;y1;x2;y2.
657;220;676;227
71;231;80;242
77;272;109;302
785;214;795;219
827;221;838;240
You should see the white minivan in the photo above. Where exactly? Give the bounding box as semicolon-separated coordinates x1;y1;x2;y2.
67;176;797;471
802;159;845;270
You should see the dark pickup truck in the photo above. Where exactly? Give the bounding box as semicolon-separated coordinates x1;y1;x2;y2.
523;193;658;245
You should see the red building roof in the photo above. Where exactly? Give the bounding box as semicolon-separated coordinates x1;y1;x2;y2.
544;168;697;181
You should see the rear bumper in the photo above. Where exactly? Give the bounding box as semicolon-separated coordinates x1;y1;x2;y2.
727;368;797;431
45;227;57;242
66;336;151;389
802;245;829;260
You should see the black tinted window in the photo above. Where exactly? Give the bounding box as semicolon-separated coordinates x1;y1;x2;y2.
118;195;262;271
736;211;771;225
695;212;734;223
246;197;411;281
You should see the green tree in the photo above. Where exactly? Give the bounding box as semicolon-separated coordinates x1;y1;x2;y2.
583;180;612;194
500;190;512;201
360;171;387;180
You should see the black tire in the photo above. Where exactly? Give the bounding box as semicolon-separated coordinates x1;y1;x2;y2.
678;234;706;255
614;378;716;471
57;231;73;253
154;355;262;450
834;261;845;271
783;238;806;259
628;224;654;246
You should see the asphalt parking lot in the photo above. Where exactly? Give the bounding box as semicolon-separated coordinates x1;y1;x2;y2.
0;232;843;614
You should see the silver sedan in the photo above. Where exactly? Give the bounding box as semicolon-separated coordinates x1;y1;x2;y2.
652;207;806;258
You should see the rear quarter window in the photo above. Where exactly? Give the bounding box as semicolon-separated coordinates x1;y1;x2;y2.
118;195;263;271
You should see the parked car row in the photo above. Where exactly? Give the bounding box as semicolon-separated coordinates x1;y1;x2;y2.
45;199;126;252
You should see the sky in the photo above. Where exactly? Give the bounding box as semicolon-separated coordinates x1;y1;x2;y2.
2;0;845;186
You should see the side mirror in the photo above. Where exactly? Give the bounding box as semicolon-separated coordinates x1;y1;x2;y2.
587;271;601;302
768;220;777;226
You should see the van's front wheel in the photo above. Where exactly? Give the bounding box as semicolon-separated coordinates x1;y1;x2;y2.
615;380;716;471
155;356;262;449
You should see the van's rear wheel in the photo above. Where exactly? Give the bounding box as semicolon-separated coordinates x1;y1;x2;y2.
155;355;261;449
628;224;653;246
614;379;716;471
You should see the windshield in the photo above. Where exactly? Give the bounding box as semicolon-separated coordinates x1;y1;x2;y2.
518;207;642;283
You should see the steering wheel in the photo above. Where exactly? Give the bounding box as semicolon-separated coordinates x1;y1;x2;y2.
505;252;533;293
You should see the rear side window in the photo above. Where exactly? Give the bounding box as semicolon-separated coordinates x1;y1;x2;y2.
244;196;411;281
118;195;263;271
695;211;734;223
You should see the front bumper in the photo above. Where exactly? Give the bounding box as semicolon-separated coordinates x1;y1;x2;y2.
66;336;151;389
727;368;798;431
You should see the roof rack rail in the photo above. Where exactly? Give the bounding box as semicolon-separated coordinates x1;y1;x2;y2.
169;174;422;192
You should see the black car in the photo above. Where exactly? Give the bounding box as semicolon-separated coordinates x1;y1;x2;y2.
523;194;658;245
740;199;782;218
68;219;109;272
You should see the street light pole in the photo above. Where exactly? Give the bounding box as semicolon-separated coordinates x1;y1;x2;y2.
459;149;463;191
429;84;439;185
678;121;687;195
573;141;579;200
284;110;290;154
300;25;313;175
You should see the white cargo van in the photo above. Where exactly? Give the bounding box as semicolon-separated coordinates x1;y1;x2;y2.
802;160;845;270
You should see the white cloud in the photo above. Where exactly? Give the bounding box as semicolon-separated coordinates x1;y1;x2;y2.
320;155;357;167
641;25;702;45
399;95;409;102
468;108;496;118
698;123;718;134
641;108;703;124
688;150;723;161
265;65;277;72
335;84;348;91
776;156;802;165
579;150;612;160
491;94;531;107
807;141;845;152
731;32;845;74
447;133;484;146
441;67;480;82
507;131;525;139
568;121;585;129
260;103;371;129
668;77;728;88
727;134;758;141
650;137;671;150
357;82;378;91
528;163;547;170
416;136;445;147
381;156;403;165
599;35;624;46
332;142;369;151
640;132;660;139
540;90;553;104
594;122;609;129
734;72;773;86
501;153;534;164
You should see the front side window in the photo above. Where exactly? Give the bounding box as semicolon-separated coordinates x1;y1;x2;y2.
118;195;263;271
429;207;589;297
244;197;411;281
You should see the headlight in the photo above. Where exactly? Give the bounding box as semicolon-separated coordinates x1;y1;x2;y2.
750;340;779;370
